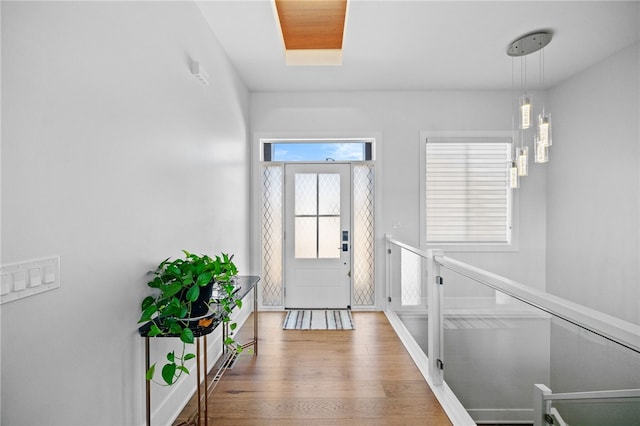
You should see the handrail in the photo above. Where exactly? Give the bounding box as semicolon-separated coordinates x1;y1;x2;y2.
385;236;431;259
544;388;640;401
385;235;640;354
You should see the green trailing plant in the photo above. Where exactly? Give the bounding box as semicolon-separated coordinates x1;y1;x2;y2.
138;250;242;386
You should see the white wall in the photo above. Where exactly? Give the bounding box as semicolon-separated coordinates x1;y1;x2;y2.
1;2;251;425
250;90;548;307
545;43;640;421
547;42;640;325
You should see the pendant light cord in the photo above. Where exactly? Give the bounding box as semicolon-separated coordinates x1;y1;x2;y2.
520;56;525;149
511;56;516;159
540;47;545;115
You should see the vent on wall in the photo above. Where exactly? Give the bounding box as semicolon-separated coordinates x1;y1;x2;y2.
190;60;210;85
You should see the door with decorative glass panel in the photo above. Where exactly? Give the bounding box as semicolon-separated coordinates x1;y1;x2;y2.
284;163;351;309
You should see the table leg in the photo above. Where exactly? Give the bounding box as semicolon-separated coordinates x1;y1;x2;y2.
145;337;151;426
253;287;258;355
204;335;208;426
196;338;201;426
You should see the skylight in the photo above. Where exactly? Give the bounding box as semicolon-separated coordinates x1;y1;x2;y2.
273;0;348;66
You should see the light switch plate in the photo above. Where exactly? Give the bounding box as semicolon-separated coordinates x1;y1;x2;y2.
43;264;55;283
13;271;26;291
1;256;60;304
29;268;42;287
1;274;11;295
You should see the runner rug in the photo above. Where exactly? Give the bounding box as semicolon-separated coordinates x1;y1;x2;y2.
282;310;355;330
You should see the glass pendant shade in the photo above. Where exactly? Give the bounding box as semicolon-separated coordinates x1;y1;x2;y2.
519;95;532;129
509;162;519;189
537;112;552;146
535;136;549;163
517;146;529;176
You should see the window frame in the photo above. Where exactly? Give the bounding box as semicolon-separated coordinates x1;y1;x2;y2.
420;131;519;253
262;139;374;162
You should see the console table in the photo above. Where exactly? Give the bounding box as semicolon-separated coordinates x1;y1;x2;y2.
138;275;260;426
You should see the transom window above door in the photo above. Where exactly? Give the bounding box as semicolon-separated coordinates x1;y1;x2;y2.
262;139;374;162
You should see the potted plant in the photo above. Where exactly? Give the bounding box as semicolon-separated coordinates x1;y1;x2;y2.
138;250;243;385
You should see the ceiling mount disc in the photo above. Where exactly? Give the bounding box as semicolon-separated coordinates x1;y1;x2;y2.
507;32;552;57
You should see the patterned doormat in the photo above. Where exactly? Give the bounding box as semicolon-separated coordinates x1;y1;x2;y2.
283;310;355;330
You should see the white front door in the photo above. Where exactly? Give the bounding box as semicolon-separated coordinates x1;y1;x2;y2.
284;163;351;309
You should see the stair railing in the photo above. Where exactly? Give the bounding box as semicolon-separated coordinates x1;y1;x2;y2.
533;384;640;426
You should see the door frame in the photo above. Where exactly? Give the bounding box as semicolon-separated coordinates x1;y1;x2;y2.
254;134;381;311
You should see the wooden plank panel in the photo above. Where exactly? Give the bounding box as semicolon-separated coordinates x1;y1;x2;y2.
210;380;388;399
197;397;449;419
275;0;347;50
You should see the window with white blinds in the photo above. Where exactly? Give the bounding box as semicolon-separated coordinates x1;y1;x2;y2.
426;138;512;244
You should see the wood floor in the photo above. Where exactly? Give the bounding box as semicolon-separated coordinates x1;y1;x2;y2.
174;311;452;425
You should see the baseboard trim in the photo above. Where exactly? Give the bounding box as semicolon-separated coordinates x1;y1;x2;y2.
470;408;533;424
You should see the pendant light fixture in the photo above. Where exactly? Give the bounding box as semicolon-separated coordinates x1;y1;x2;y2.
507;31;553;186
535;45;552;163
519;56;532;131
517;146;529;176
509;50;520;189
509;161;520;189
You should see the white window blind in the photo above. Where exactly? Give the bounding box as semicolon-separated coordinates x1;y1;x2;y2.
426;138;512;244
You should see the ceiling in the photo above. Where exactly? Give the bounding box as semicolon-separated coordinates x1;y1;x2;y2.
196;0;640;92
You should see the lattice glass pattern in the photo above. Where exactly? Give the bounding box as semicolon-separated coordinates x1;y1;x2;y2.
400;248;422;305
295;217;317;259
353;164;375;307
318;173;341;215
294;174;317;215
262;165;283;306
318;217;340;259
